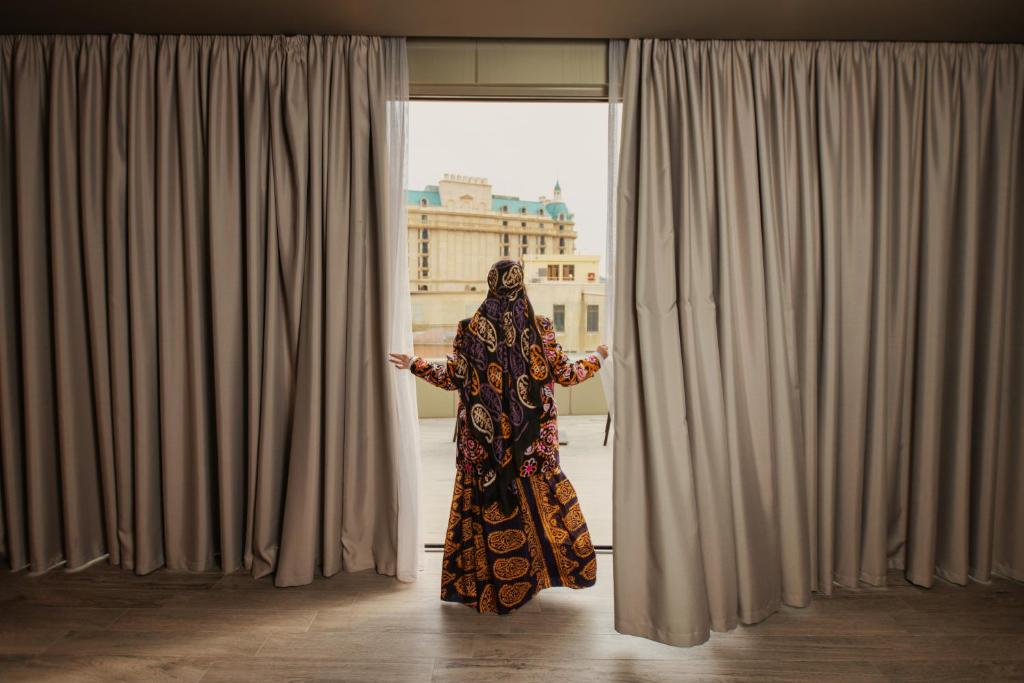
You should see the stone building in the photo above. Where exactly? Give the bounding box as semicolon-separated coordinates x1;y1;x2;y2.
404;175;606;356
406;174;578;293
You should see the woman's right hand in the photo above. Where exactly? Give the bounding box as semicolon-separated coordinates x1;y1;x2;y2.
596;344;609;359
389;352;414;370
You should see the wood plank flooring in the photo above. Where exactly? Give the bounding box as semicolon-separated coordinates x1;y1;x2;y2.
1;553;1022;682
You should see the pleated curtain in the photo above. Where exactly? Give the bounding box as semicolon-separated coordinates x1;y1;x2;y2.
610;38;1024;647
0;34;421;586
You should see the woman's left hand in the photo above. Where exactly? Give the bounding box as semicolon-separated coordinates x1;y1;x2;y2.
389;352;414;370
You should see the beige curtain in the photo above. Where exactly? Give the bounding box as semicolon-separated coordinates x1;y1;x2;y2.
0;34;420;586
611;38;1024;647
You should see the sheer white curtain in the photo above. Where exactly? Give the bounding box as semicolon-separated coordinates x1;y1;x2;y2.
602;41;625;422
383;37;423;582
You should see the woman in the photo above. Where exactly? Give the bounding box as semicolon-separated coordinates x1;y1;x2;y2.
389;258;608;614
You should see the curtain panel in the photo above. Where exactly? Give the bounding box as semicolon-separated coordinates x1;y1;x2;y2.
611;38;1023;647
0;34;421;586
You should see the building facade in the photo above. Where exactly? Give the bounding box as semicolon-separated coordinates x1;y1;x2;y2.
406;174;578;292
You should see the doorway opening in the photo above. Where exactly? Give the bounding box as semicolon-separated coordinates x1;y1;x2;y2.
407;100;612;550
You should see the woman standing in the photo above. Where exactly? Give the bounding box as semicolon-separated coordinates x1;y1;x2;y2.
389;259;607;614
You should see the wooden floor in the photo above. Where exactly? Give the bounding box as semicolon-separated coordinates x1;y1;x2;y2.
0;553;1022;682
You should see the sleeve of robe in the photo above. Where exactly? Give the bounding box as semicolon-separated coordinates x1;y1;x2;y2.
410;320;466;391
536;315;603;386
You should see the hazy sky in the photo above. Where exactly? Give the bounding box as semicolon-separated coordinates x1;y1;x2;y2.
408;101;609;270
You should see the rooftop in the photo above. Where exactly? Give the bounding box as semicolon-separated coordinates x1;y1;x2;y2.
406;178;574;220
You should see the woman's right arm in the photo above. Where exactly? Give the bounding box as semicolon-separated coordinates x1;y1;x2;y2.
409;321;465;392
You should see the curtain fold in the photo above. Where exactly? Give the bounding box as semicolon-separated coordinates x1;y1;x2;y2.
0;34;420;586
611;38;1023;647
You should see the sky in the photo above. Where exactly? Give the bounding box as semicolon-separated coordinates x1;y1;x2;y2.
408;101;610;271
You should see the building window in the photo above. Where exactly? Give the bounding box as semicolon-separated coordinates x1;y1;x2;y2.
421;214;428;222
539;235;546;245
502;233;510;243
559;237;566;247
547;264;560;280
539;247;546;255
502;245;510;256
420;228;428;239
417;284;428;291
559;213;565;220
520;234;528;245
420;256;429;268
587;305;599;332
538;222;544;228
420;198;427;207
560;248;566;254
419;242;428;254
521;222;526;228
538;208;544;215
521;207;527;214
502;206;508;213
419;269;429;279
520;247;528;256
553;305;566;332
564;264;575;281
502;220;508;227
558;224;565;231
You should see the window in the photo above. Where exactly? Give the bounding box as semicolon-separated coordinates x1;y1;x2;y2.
539;235;546;245
547;264;560;280
420;198;427;207
502;245;510;256
420;228;428;239
502;206;508;213
558;224;565;231
587;304;599;332
421;214;428;222
502;220;508;226
520;207;527;214
559;237;566;247
559;213;565;220
419;268;429;279
553;304;565;332
521;221;526;228
538;222;544;228
520;247;528;256
537;208;544;216
420;242;428;253
539;247;546;254
564;264;575;281
420;256;429;268
502;233;509;243
417;284;428;291
520;234;528;245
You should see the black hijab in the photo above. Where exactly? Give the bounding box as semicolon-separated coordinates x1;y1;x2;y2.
460;259;548;513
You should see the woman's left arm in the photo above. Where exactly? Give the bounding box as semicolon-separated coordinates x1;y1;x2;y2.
538;316;607;387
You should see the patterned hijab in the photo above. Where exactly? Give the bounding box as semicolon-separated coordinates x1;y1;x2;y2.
461;259;549;513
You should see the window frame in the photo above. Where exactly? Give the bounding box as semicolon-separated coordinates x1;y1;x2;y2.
552;304;566;332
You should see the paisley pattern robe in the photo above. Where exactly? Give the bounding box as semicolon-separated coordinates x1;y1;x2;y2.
411;314;603;613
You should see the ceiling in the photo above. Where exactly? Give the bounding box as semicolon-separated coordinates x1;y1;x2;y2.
1;0;1022;42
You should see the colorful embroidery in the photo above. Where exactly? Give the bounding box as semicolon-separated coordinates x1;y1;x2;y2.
409;312;602;614
493;557;530;581
487;529;527;554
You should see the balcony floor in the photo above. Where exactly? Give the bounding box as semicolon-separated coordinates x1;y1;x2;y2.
418;414;613;546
